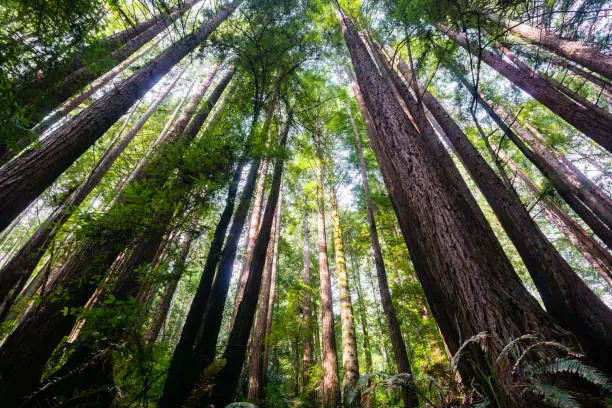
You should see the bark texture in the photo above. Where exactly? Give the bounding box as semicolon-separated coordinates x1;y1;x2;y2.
0;1;237;232
341;14;570;407
315;163;341;408
440;24;612;152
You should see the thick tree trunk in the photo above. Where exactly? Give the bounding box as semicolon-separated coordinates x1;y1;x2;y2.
231;86;280;324
26;0;201;126
341;14;570;407
198;111;291;408
0;70;232;406
346;101;418;408
0;1;238;232
263;197;281;380
301;213;316;404
144;227;196;343
0;68;186;308
489;15;612;79
247;193;282;400
439;24;612;152
500;152;612;287
158;159;246;408
455;75;612;247
392;56;612;371
329;187;360;406
315;163;341;408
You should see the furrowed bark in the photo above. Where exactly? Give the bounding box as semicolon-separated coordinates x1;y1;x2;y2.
341;13;570;406
0;1;238;232
391;54;612;372
439;24;612;152
346;99;418;408
489;14;612;79
0;67;186;310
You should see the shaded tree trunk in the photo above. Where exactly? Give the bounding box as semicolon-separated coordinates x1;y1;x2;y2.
346;99;418;408
500;151;612;287
315;163;341;408
263;197;281;380
158;158;247;408
489;14;612;79
391;55;612;371
329;187;360;407
341;14;570;407
144;227;197;343
0;1;238;232
455;74;612;247
0;70;232;406
301;213;316;404
439;24;612;152
0;67;187;311
247;190;282;400
198;110;291;408
353;261;374;408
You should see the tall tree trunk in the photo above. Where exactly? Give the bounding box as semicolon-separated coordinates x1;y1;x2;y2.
0;1;238;232
341;14;570;407
353;261;374;408
346;101;418;408
197;110;291;408
231;85;281;323
489;14;612;79
0;67;187;309
301;212;316;404
500;151;612;287
247;191;282;400
263;196;281;380
25;0;201;126
439;24;612;152
329;187;360;407
315;163;341;408
144;227;197;343
158;158;247;408
0;70;232;406
391;55;612;370
455;74;612;247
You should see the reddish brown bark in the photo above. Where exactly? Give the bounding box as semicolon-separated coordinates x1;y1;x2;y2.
440;24;612;152
341;14;570;407
346;97;418;408
0;1;237;232
391;54;612;372
490;15;612;79
315;163;341;408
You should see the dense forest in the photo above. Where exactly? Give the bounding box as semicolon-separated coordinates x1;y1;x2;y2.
0;0;611;407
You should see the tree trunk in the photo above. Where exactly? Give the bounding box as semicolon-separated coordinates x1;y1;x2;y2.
341;14;570;407
391;55;612;371
455;74;612;247
247;191;282;400
329;187;360;407
198;110;291;408
231;85;281;324
0;67;186;309
489;14;612;79
301;213;316;404
0;70;232;406
0;1;238;232
353;257;374;408
346;100;418;408
315;163;342;408
25;0;201;126
500;151;612;287
263;196;281;380
144;227;197;343
158;159;247;408
439;24;612;152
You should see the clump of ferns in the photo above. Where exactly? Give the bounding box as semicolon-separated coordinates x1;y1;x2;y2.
452;332;611;407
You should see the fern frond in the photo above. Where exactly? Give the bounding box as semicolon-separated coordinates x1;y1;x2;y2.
534;358;612;392
451;331;489;371
495;333;539;364
513;341;574;374
525;384;579;408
